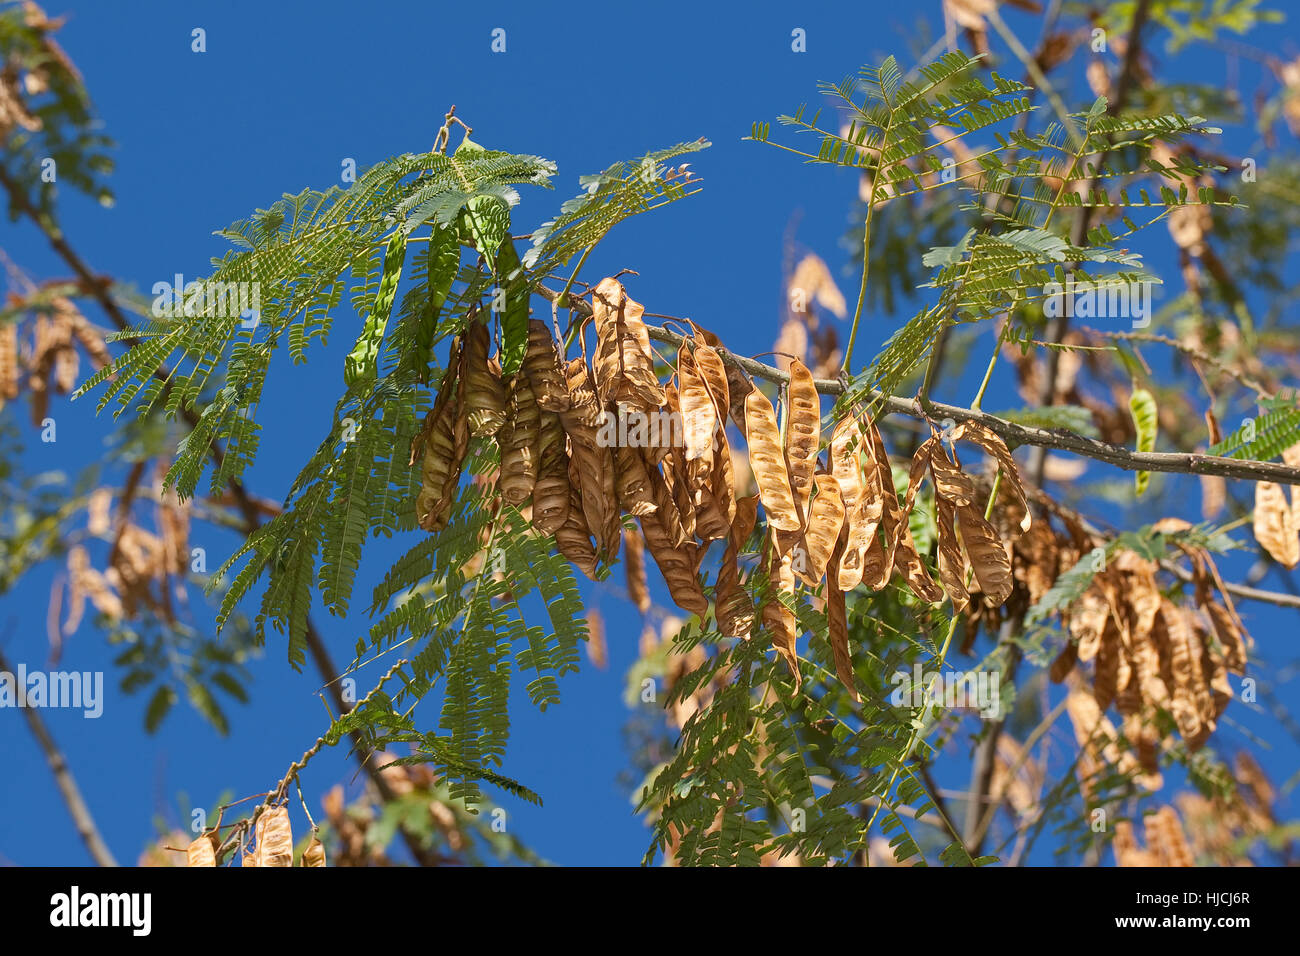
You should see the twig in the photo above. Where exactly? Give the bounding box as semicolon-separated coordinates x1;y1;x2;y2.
0;643;118;866
215;657;408;864
1090;328;1272;398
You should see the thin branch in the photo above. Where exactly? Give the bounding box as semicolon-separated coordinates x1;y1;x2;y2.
1163;560;1300;610
0;643;118;866
214;657;408;864
535;285;1300;488
1089;328;1272;398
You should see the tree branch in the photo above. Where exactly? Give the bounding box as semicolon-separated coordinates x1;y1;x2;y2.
537;285;1300;487
0;643;118;866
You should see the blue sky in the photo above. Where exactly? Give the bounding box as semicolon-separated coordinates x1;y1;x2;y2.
1;1;1297;866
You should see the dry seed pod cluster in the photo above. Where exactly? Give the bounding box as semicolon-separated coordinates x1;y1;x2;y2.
1052;526;1248;779
749;389;1032;688
1112;805;1196;867
183;803;330;867
0;296;112;425
1173;752;1275;866
411;277;1033;695
61;463;193;641
975;497;1254;783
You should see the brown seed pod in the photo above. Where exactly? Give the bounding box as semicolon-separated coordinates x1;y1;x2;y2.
555;460;599;579
561;365;620;560
1198;624;1232;722
0;319;18;404
1253;480;1299;568
1066;587;1107;664
417;407;468;531
900;437;937;519
716;495;758;638
691;339;731;423
186;833;217;867
499;375;540;507
460;321;508;436
956;503;1013;606
1093;616;1122;711
893;518;944;603
523;319;571;412
1160;598;1203;741
531;411;570;534
862;421;902;590
1049;637;1077;683
678;346;717;463
691;487;732;542
744;390;800;532
590;277;666;411
415;339;469;533
950;421;1031;531
585;608;609;669
642;381;680;468
1203;599;1248;675
927;441;975;506
825;528;858;702
302;837;327;867
763;542;802;688
255;806;293;868
829;417;882;591
560;357;602;430
615;442;658;517
796;474;845;587
624;525;651;614
711;434;738;525
934;497;969;612
660;449;697;545
783;359;820;524
638;510;708;619
688;320;753;431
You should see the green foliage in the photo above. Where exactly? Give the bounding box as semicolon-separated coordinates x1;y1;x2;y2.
1209;392;1300;461
756;49;1231;412
524;139;710;274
